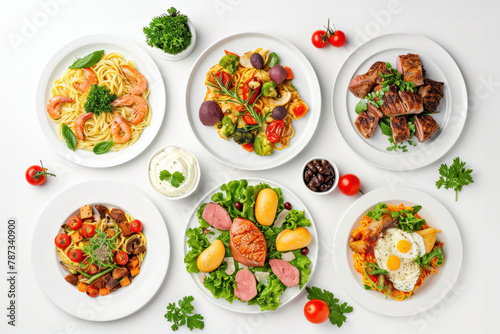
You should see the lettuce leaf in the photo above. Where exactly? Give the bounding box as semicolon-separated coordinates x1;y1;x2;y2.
203;262;236;303
291;249;312;288
247;275;285;311
184;226;210;273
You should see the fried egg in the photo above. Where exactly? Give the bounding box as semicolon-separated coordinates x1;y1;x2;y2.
374;228;426;292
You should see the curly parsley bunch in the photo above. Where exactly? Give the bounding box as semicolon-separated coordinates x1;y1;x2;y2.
143;7;192;55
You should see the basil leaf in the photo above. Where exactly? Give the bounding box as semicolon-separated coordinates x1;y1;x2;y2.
267;52;279;67
61;124;77;151
379;121;392;137
355;100;367;114
68;50;104;69
93;140;113;155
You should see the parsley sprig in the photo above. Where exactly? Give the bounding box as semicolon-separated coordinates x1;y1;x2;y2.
380;62;417;92
306;286;353;327
83;84;117;116
164;296;204;331
143;7;192;55
159;170;185;188
436;157;474;201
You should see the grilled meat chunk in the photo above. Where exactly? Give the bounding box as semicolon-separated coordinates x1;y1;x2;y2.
418;78;444;113
355;104;381;139
380;86;406;117
365;213;397;237
349;61;387;98
396;53;424;86
110;208;127;223
349;239;368;254
414;114;439;142
390;116;410;144
95;204;109;219
90;273;111;289
64;273;78;286
398;90;424;114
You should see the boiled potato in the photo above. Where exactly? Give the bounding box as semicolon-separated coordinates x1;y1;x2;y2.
197;240;225;273
255;188;278;226
276;227;311;252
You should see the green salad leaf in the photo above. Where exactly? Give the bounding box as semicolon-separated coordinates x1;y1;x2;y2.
366;203;388;220
414;247;444;269
68;50;104;69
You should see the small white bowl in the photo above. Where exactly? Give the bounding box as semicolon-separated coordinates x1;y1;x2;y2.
301;157;339;195
154;19;197;61
147;145;201;200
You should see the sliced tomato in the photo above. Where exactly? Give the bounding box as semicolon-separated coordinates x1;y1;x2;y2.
114;251;129;266
55;233;70;249
241;143;254;152
81;224;96;239
283;66;294;80
266;120;285;143
242;106;260;125
67;249;84;263
85;285;99;298
290;102;308;119
130;220;142;233
67;216;82;230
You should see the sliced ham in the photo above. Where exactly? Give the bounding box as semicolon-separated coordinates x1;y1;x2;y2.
234;269;258;302
398;90;424;114
414;114;439;142
390;116;410;144
230;218;267;267
202;202;232;230
269;259;299;287
396;54;424;86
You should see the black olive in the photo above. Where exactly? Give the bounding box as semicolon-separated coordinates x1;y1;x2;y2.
317;174;324;182
250;53;264;69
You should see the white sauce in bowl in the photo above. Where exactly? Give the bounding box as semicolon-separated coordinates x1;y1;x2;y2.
149;146;199;198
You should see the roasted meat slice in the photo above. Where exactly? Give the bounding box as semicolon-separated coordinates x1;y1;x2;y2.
390;116;410;144
348;61;387;98
414;114;439;142
95;204;109;219
418;78;444;113
349;239;368;254
398;90;424;114
355;104;381;139
110;208;127;223
375;62;391;84
380;86;406;117
230;218;267;267
365;213;397;238
396;53;424;86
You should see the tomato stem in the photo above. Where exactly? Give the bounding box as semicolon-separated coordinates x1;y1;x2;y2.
358;188;364;195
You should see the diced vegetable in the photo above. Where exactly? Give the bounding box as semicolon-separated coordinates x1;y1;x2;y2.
99;288;110;296
77;281;88;292
119;276;131;287
253;133;274;156
219;54;239;74
262;81;278;98
130;267;140;277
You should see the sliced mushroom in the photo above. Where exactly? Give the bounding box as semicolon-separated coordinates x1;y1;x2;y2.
125;235;141;254
268;92;292;106
239;51;253;68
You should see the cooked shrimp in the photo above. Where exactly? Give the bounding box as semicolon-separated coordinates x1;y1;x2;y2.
47;96;73;119
121;65;147;95
111;113;132;144
73;67;98;93
110;94;147;125
74;112;93;140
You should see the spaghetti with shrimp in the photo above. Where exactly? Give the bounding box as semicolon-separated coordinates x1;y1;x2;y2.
48;51;151;152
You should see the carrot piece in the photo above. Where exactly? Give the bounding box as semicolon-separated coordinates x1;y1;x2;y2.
130;267;140;277
77;281;88;292
119;276;131;287
224;50;239;57
127;257;139;269
241;143;254;152
99;288;110;296
283;66;294;80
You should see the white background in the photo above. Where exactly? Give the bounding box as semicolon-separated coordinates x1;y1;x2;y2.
1;0;498;333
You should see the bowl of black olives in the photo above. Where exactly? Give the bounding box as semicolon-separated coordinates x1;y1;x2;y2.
302;158;338;194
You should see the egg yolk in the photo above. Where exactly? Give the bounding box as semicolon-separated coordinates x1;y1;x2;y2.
397;239;412;253
386;255;401;271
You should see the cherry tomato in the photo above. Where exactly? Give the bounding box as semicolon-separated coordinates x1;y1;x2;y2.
266;120;285;143
130;220;142;233
290;102;308;119
242;77;262;104
241;143;254;152
311;30;328;48
25;161;55;186
114;251;129;266
67;216;82;230
54;233;70;249
338;174;362;196
329;30;346;47
81;224;96;239
85;285;99;298
83;259;99;275
243;106;260;125
304;299;330;324
67;249;84;263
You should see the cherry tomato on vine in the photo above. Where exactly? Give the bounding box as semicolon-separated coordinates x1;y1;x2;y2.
338;174;363;196
67;216;82;230
130;220;142;233
81;224;96;238
311;30;328;48
25;161;55;186
54;233;70;249
114;251;129;266
304;299;330;324
329;30;346;47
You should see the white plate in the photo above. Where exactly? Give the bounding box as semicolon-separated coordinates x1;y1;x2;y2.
185;32;321;170
333;186;462;316
32;180;170;321
332;33;467;170
36;35;166;168
184;178;318;313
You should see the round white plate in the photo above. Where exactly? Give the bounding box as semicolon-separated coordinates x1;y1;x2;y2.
332;33;467;170
334;186;462;317
184;178;318;313
185;32;321;170
32;180;170;321
36;35;166;168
